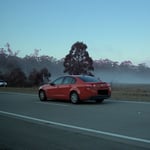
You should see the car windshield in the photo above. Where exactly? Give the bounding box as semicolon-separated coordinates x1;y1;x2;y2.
52;77;64;85
79;76;100;82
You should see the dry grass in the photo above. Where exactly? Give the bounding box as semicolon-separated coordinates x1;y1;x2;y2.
0;84;150;102
0;87;38;94
111;83;150;102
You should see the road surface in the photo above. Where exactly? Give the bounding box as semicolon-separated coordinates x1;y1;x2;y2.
0;92;150;149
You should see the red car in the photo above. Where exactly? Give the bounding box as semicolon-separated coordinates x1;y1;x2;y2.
39;75;111;104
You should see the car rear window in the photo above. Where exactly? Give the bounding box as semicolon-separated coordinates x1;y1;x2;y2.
79;76;100;82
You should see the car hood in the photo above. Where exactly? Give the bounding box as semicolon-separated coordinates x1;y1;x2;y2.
39;84;50;89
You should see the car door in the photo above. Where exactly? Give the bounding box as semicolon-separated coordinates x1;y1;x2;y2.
59;77;76;100
47;77;64;99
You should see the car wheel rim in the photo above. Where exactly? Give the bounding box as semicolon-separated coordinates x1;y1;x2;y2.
40;91;45;100
71;93;78;103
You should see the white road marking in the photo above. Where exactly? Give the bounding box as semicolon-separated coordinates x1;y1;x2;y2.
108;99;150;105
36;102;68;107
0;110;150;144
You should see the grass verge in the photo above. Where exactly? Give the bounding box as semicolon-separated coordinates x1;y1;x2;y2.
111;83;150;102
0;87;38;94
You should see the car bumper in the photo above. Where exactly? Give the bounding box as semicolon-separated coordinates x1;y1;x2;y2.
90;94;111;100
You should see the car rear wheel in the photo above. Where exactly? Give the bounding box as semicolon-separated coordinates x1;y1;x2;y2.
39;90;47;101
96;99;104;103
70;92;79;104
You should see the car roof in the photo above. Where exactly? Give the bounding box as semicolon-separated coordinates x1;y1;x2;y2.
62;75;92;78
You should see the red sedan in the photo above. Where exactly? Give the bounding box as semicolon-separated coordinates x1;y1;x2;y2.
39;75;111;104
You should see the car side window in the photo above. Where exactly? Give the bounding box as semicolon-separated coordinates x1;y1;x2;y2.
53;77;64;85
63;77;76;84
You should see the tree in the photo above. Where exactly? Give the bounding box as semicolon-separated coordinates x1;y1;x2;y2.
7;67;27;87
40;68;51;83
28;68;41;86
28;68;51;86
5;42;20;56
64;42;94;75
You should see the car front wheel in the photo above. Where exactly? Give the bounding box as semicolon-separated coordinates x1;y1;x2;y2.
70;92;79;104
39;90;47;101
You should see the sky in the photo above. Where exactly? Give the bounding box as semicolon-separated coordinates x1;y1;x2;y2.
0;0;150;66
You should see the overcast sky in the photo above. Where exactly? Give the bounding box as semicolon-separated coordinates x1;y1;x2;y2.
0;0;150;66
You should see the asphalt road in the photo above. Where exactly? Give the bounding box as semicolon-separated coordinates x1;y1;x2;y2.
0;92;150;150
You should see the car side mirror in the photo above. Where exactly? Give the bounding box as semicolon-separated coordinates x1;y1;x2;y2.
50;82;55;86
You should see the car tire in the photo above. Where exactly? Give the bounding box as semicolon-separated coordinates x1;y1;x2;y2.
39;90;47;101
96;99;104;103
70;92;79;104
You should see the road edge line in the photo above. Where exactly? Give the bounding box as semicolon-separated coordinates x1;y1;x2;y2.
0;110;150;144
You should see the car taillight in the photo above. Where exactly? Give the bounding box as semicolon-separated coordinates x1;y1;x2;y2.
106;83;111;90
108;86;111;91
106;83;110;87
86;84;96;90
92;84;96;87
